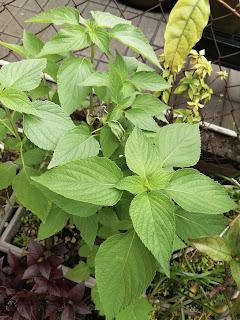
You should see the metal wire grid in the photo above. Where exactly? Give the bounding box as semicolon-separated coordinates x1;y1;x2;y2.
0;0;240;134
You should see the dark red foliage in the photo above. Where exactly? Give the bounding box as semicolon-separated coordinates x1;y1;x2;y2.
0;239;90;320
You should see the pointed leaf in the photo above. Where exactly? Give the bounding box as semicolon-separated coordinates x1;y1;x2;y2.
73;215;98;249
66;261;91;282
87;22;110;54
27;6;80;25
226;216;240;257
192;236;232;262
23;31;44;56
230;260;240;288
38;205;69;240
164;0;210;71
48;126;100;168
81;72;109;87
131;94;168;116
166;169;236;214
116;297;152;320
130;191;175;275
111;24;160;68
32;157;123;206
0;59;46;91
0;41;27;57
131;71;170;92
125;109;160;132
155;123;201;168
24;100;74;150
91;11;131;28
0;162;16;190
116;175;146;194
95;231;156;318
57;57;93;114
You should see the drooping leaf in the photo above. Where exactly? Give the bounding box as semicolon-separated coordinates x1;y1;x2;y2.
166;169;236;214
0;59;46;91
38;205;69;240
225;216;240;257
24;100;74;150
0;162;16;190
130;191;175;276
26;6;80;25
176;207;228;243
48;126;100;169
100;126;120;158
125;128;160;177
73;215;98;249
32;157;123;206
125;109;160;132
91;11;131;28
95;231;156;318
164;0;210;71
191;236;232;262
111;24;160;68
116;175;146;195
66;261;91;282
12;167;51;221
131;71;170;92
87;21;110;54
0;87;37;115
116;297;152;320
23;30;44;56
39;26;90;56
155;123;201;168
57;57;93;114
0;41;27;57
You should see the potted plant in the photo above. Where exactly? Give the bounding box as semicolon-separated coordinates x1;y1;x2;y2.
0;3;237;319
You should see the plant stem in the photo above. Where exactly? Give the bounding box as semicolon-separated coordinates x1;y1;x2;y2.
89;43;95;114
4;107;20;141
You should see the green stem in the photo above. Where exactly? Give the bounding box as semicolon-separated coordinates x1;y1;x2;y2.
4;107;20;141
89;43;95;114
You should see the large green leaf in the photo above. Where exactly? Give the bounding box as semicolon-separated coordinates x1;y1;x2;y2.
23;31;44;57
191;236;232;262
39;26;90;56
91;11;131;28
176;207;228;243
155;123;201;168
0;162;16;190
95;231;156;319
166;169;236;214
125;128;160;177
73;215;98;249
32;157;123;206
130;191;175;276
0;88;37;115
12;167;51;221
48;125;100;169
164;0;210;71
24;100;74;150
116;297;152;320
38;205;69;240
0;59;46;91
111;24;160;68
57;57;93;114
131;71;170;92
26;6;80;25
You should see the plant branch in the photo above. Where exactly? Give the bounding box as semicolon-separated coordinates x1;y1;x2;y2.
217;0;240;18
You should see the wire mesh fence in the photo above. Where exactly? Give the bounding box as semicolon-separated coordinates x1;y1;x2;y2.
0;0;239;137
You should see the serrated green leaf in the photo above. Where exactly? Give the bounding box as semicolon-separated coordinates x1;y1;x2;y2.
32;157;123;206
38;205;69;240
100;126;120;158
131;71;170;92
0;88;37;115
87;22;110;54
26;6;80;25
48;126;100;169
155;123;201;168
0;59;46;91
66;261;91;282
95;231;156;319
147;169;173;190
230;260;240;288
130;191;175;276
12;167;51;221
73;215;98;249
116;175;146;194
123;56;154;76
166;169;236;214
0;162;16;190
0;41;27;57
125;109;160;132
81;72;109;87
176;207;228;243
91;11;131;28
57;57;93;114
164;0;210;71
191;236;232;262
39;25;90;56
131;94;168;116
116;297;152;320
111;24;160;68
24;100;74;150
125;128;160;177
23;31;44;56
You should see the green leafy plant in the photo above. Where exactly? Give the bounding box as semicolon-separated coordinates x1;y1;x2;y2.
0;4;235;319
